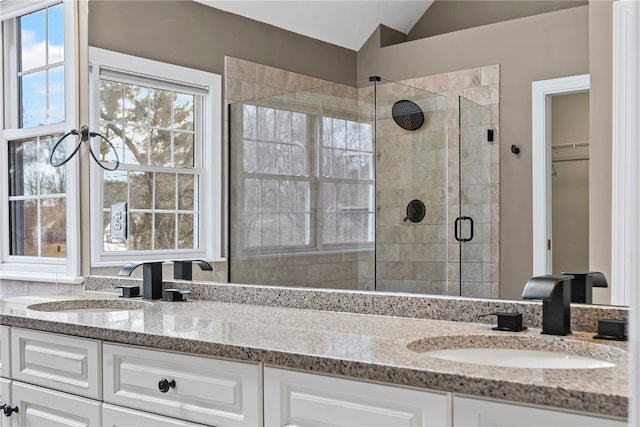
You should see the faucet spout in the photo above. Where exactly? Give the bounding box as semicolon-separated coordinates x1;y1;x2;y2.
118;262;164;300
522;275;573;335
173;260;213;280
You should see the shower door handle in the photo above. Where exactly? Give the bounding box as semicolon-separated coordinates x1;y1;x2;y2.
455;216;474;242
455;217;462;242
463;216;474;242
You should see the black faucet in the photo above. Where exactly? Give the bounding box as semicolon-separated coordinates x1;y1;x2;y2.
522;275;573;335
562;271;608;304
118;262;163;300
173;260;213;281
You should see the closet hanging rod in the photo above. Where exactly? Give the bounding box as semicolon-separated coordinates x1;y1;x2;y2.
551;141;590;150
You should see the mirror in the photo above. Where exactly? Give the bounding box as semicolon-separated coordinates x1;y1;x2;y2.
86;2;623;306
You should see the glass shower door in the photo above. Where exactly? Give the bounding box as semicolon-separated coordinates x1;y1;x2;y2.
458;97;494;298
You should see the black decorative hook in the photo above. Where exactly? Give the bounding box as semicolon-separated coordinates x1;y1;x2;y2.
49;125;120;171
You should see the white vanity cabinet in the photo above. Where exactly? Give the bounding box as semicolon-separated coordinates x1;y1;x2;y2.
102;403;208;426
1;326;10;378
10;328;102;400
264;367;452;427
103;343;262;427
10;381;101;426
453;395;627;427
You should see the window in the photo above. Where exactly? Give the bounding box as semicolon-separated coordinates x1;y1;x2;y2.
0;0;80;281
89;48;221;266
241;104;374;253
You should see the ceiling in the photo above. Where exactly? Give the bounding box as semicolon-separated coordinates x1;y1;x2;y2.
194;1;434;51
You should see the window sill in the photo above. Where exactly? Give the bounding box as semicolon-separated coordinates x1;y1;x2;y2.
0;269;84;285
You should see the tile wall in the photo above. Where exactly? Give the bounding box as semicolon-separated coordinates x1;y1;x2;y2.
225;57;500;297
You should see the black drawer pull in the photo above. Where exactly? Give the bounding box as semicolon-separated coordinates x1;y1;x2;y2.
0;404;18;417
158;378;176;393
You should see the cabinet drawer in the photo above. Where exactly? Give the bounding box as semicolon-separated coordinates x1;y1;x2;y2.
12;381;101;427
11;328;101;400
0;326;10;378
453;395;626;427
264;367;452;427
103;403;209;426
103;343;261;427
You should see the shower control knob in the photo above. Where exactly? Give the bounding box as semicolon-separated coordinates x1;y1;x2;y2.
158;378;176;393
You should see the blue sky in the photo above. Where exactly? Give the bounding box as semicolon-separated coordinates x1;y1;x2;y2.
20;3;64;127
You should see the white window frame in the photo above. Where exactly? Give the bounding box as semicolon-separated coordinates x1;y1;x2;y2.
0;0;81;283
240;105;375;256
88;48;222;267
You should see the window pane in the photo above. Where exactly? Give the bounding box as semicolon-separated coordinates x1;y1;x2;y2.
178;214;195;249
47;3;64;64
154;213;175;249
9;200;38;256
39;136;65;195
150;129;172;166
155;173;176;210
124;84;149;124
129;172;152;209
177;174;194;210
174;93;194;130
48;66;65;124
9;139;37;197
98;123;123;163
19;8;46;71
100;80;123;122
150;88;172;128
124;126;149;165
103;170;128;209
41;198;66;256
20;71;47;127
129;212;152;250
174;132;194;168
103;212;127;252
274;109;291;142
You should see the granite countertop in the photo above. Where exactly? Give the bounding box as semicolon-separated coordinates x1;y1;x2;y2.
0;292;628;419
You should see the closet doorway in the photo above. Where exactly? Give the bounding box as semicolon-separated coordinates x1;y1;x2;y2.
550;91;590;275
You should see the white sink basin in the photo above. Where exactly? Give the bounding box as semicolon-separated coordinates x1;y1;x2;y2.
423;347;616;369
407;335;626;370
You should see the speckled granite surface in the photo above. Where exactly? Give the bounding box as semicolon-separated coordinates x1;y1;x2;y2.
85;276;629;333
0;291;628;419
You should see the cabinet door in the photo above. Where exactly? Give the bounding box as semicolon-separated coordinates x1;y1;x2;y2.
103;403;208;427
1;326;10;378
264;367;451;427
104;343;261;427
453;395;626;427
11;381;101;427
11;328;101;400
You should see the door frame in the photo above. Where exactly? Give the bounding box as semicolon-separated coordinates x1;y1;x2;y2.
531;74;590;276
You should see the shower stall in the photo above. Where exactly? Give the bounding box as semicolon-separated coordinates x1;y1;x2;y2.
228;77;494;297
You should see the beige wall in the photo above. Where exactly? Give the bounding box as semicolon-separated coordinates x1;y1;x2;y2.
357;6;591;299
408;0;587;40
588;0;613;304
87;1;356;83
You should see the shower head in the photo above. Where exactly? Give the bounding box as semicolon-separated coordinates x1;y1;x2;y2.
392;100;424;131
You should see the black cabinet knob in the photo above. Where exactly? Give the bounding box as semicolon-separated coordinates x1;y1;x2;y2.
0;404;18;417
158;378;176;393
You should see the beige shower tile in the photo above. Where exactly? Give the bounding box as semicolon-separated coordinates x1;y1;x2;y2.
225;57;257;82
414;261;447;281
463;85;499;106
481;64;500;86
447;68;481;91
378;244;401;261
399;244;431;262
